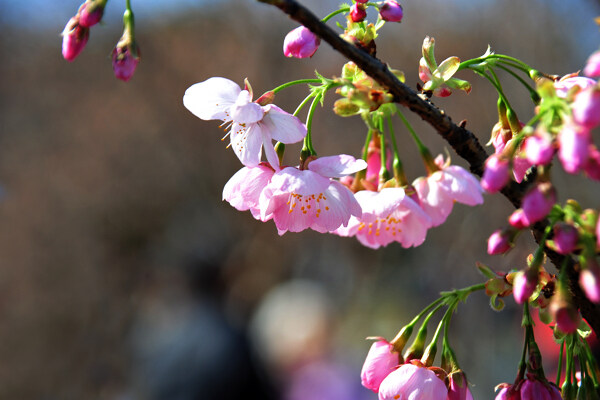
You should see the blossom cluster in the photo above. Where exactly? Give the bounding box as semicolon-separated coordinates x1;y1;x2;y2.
61;0;140;81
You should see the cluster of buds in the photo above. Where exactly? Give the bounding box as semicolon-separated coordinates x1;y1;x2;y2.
61;0;140;81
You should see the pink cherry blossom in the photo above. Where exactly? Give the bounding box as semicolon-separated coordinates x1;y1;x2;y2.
61;15;89;61
481;154;510;193
222;163;275;220
519;379;562;400
584;50;600;78
510;153;533;184
259;155;365;235
558;123;590;174
521;183;556;225
554;75;596;98
283;26;320;58
413;155;483;227
183;77;307;169
523;132;554;166
378;363;447;400
361;339;400;393
580;261;600;303
335;187;432;249
572;85;600;130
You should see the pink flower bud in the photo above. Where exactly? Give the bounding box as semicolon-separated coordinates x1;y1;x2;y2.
355;0;368;3
495;387;518;400
580;262;600;303
360;339;400;393
79;1;106;28
523;132;554;166
520;379;562;400
378;363;448;400
513;270;537;304
552;223;578;255
584;146;600;181
350;4;367;22
522;183;556;225
61;16;89;62
283;26;320;58
447;371;473;400
572;86;600;130
558;124;590;174
487;229;512;255
380;1;404;22
509;209;529;229
481;155;510;193
112;42;140;82
553;306;580;334
584;50;600;78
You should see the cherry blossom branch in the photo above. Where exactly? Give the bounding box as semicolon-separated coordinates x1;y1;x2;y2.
256;0;600;335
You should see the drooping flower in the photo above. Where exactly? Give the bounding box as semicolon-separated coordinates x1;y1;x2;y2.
513;270;537;304
111;40;140;82
584;50;600;78
419;36;471;97
580;260;600;303
183;77;307;169
61;15;90;61
508;209;529;229
551;223;578;255
78;0;107;28
361;339;401;393
350;3;367;22
222;163;276;220
447;371;473;400
283;26;321;58
379;1;404;22
572;85;600;130
523;131;554;166
335;187;432;249
558;123;590;174
481;154;510;193
521;183;556;225
259;155;365;235
487;229;512;255
519;378;562;400
378;363;448;400
413;155;483;227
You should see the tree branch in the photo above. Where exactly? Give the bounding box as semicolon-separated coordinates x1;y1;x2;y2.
257;0;600;335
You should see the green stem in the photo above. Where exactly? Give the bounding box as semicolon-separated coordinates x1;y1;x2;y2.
395;106;437;173
272;79;322;95
293;93;316;117
496;64;540;104
387;115;408;186
557;339;565;385
302;93;321;156
321;6;349;23
422;300;457;366
378;122;390;184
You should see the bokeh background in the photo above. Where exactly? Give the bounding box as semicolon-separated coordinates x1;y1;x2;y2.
1;0;600;398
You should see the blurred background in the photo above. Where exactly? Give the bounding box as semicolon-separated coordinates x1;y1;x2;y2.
1;0;600;398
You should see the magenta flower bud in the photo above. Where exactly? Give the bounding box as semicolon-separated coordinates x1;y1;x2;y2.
558;124;590;174
380;1;404;22
580;262;600;303
495;387;518;400
552;223;578;255
584;50;600;78
378;363;448;400
79;1;106;28
572;86;600;130
360;339;400;393
487;229;512;255
355;0;368;3
61;16;89;62
481;154;510;193
283;26;321;58
112;44;140;82
509;209;529;229
553;306;580;334
523;132;554;166
522;183;556;225
447;371;473;400
520;379;562;400
350;3;367;22
584;146;600;181
513;270;537;304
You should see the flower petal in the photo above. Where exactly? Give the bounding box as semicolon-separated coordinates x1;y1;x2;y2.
308;154;367;178
230;90;264;124
183;77;241;121
223;165;274;218
262;105;307;144
230;122;263;167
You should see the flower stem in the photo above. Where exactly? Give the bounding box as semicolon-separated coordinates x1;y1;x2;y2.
387;115;408;186
556;338;565;385
302;93;321;157
321;6;349;23
496;64;540;104
293;93;316;117
272;79;322;94
395;106;437;174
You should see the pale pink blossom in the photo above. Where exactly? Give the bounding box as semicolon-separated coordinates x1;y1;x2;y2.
572;86;600;130
554;75;596;98
584;50;600;78
222;163;275;220
378;363;447;400
183;77;306;169
361;339;400;393
558;123;590;174
523;132;554;166
413;155;483;227
259;155;365;235
283;26;320;58
335;187;432;249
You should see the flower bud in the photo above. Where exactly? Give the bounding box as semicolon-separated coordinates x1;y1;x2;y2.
447;371;473;400
520;379;562;400
550;281;580;334
554;74;596;98
572;86;600;130
112;41;140;82
580;260;600;303
487;229;513;255
481;154;510;193
61;16;89;62
523;131;554;166
283;26;320;58
584;146;600;181
378;363;448;400
509;209;529;229
360;339;400;393
584;50;600;78
522;183;556;225
551;223;578;255
79;0;107;28
379;1;404;22
350;3;367;22
559;123;590;174
513;270;537;304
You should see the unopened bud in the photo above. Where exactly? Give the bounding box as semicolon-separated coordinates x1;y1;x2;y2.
79;0;107;28
61;16;89;62
350;3;367;22
380;1;404;22
551;223;578;255
481;154;510;193
283;26;320;58
522;182;556;225
487;229;513;255
513;269;538;304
